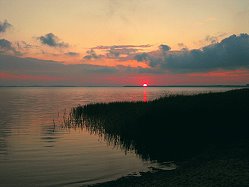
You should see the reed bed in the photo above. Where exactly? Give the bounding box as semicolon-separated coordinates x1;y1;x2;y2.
66;89;249;161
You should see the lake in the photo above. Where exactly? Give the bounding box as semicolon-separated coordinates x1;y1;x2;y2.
0;87;241;186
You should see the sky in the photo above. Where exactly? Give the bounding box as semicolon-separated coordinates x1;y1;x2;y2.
0;0;249;86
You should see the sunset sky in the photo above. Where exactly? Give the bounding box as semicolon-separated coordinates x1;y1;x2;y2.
0;0;249;86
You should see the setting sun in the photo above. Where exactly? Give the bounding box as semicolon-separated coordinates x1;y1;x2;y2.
143;83;148;87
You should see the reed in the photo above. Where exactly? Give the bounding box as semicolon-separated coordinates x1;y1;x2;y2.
67;89;249;161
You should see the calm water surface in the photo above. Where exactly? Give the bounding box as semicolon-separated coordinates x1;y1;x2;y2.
0;87;239;186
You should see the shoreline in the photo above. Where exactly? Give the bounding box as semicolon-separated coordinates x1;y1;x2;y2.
92;140;249;186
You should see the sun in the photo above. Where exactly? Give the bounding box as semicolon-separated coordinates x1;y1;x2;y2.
143;83;148;87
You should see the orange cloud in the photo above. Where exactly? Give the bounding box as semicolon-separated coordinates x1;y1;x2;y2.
83;59;149;68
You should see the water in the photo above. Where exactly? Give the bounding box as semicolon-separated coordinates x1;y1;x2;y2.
0;87;240;186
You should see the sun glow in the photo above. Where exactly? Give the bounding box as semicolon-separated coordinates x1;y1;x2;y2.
143;83;148;87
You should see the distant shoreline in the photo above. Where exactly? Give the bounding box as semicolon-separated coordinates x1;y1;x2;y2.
0;85;248;88
123;85;248;88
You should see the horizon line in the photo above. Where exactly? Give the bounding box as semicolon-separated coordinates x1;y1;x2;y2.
0;84;248;88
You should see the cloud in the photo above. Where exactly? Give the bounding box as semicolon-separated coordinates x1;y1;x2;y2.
134;53;149;62
92;44;151;50
134;33;249;73
0;20;12;33
159;44;171;52
177;43;188;50
0;39;20;55
83;49;103;60
1;52;249;86
197;33;227;46
0;39;12;50
84;44;151;61
38;33;68;48
107;47;137;58
16;41;33;50
0;54;119;80
0;54;118;86
64;52;80;56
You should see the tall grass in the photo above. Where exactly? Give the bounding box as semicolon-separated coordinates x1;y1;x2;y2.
67;89;249;161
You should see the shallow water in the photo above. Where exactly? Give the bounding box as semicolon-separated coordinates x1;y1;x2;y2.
0;87;239;186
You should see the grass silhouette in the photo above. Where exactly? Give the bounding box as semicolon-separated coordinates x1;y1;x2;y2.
67;89;249;162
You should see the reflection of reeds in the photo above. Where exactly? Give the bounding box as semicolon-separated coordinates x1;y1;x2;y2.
66;89;249;161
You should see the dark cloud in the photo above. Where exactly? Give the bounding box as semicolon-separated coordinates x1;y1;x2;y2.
83;49;103;60
159;44;171;52
134;33;249;73
0;20;12;33
134;45;168;67
64;52;80;56
0;39;20;55
134;53;149;62
38;33;68;48
0;39;12;49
